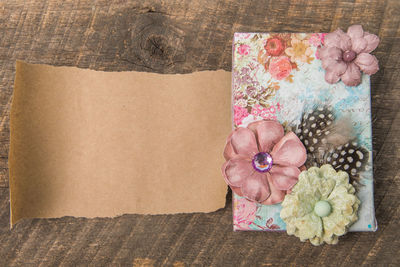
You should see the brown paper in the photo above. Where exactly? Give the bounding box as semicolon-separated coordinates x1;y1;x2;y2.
9;61;231;226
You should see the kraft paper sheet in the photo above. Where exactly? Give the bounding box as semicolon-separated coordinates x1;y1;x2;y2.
9;61;231;226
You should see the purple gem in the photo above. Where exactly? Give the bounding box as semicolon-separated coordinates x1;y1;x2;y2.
252;152;273;172
343;50;356;62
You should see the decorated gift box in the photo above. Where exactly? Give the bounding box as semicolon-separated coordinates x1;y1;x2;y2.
222;25;379;245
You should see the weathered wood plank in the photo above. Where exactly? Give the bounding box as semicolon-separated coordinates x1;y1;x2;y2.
0;0;399;266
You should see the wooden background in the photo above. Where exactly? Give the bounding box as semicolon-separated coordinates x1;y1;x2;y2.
0;0;399;266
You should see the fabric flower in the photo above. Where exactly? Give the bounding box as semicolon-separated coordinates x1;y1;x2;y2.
238;44;251;56
264;36;286;56
318;25;380;86
280;164;360;246
285;36;314;63
233;197;258;230
268;56;293;80
222;120;307;205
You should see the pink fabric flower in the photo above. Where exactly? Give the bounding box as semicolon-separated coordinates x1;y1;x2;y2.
233;105;249;126
222;120;307;205
268;56;292;80
318;25;380;86
233;197;258;229
238;44;250;56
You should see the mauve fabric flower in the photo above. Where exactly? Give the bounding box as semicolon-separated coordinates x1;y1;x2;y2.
318;25;380;86
222;120;307;205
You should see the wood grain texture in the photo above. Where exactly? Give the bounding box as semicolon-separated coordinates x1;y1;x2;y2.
0;0;399;266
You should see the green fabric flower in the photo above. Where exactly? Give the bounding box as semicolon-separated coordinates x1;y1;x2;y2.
280;164;360;246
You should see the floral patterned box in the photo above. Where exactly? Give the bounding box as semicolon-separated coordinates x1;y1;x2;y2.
231;32;377;232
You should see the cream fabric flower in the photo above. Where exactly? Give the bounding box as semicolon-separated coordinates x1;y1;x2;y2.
280;164;360;246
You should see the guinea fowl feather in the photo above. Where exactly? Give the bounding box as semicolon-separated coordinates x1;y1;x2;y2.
295;106;369;186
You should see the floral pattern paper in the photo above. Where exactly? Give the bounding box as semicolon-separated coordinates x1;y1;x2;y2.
232;32;377;232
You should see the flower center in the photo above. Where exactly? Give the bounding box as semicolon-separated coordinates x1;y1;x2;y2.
314;200;332;217
252;152;273;172
342;50;356;62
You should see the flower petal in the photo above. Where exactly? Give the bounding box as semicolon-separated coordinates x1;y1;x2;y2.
324;60;347;76
223;140;235;161
294;213;323;240
347;25;364;39
321;58;335;69
223;131;236;160
324;28;351;51
241;171;271;202
341;62;362;86
271;132;307;167
253;120;284;152
351;37;367;54
269;165;300;190
318;46;342;61
230;127;259;157
338;34;352;51
362;32;380;53
222;157;254;187
260;173;286;205
325;69;341;84
354;53;379;75
230;185;244;197
324;29;346;49
247;120;261;131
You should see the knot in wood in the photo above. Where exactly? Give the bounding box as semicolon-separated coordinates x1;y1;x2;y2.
144;35;169;60
123;13;185;72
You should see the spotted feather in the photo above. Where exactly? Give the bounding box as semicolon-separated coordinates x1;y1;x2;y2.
295;106;335;155
324;141;369;186
295;106;369;185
